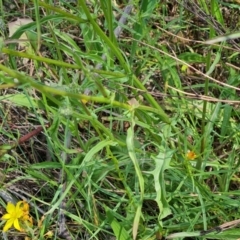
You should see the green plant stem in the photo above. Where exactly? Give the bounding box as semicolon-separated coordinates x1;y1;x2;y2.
197;1;215;171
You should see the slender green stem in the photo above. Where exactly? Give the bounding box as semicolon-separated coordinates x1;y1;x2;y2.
197;0;215;170
33;0;41;51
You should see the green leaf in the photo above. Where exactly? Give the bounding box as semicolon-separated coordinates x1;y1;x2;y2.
132;205;142;240
205;31;240;44
166;231;201;239
202;228;240;239
126;116;144;239
106;208;131;240
140;0;159;18
0;37;4;51
179;52;205;63
220;104;232;142
0;94;38;108
149;146;173;219
29;162;62;169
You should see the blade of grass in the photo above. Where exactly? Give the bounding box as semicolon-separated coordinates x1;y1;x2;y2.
106;207;131;240
33;0;41;51
126;108;144;239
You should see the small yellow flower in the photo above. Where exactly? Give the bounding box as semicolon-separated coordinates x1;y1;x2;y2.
2;201;24;232
186;150;197;160
2;200;34;232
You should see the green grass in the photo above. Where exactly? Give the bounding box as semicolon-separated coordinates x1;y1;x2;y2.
0;0;240;239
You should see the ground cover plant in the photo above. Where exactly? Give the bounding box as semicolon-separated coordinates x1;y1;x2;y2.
0;0;240;239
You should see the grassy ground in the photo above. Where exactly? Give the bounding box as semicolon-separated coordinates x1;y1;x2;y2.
0;0;240;239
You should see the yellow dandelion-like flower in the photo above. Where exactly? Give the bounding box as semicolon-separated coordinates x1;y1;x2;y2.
186;150;197;160
2;201;24;232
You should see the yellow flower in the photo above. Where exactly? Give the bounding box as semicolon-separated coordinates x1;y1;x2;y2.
186;150;197;160
2;201;24;232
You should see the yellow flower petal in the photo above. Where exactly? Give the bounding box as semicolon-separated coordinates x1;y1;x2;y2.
13;219;22;231
16;201;24;218
3;219;14;232
6;202;15;214
2;213;11;220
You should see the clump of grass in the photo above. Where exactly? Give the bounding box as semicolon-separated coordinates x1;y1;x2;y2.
0;0;240;239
